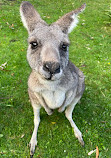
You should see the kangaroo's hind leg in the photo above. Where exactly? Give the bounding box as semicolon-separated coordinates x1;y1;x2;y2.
65;97;84;146
29;104;41;157
28;90;41;157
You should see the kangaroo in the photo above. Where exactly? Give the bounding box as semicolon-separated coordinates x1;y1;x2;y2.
20;1;86;157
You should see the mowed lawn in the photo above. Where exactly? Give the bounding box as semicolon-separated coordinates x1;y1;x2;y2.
0;0;111;157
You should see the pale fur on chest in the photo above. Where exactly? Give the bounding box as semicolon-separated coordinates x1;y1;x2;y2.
41;89;65;109
29;72;67;109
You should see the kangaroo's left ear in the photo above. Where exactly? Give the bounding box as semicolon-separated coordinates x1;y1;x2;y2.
54;3;86;34
20;1;47;33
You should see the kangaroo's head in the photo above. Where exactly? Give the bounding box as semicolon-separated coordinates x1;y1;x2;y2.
20;1;86;81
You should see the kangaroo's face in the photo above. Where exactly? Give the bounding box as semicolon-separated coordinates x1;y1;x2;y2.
20;2;86;80
27;24;69;80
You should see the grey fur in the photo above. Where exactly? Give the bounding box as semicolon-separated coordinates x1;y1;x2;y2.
20;1;86;157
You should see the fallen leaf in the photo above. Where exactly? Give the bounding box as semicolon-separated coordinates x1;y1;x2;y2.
96;146;99;158
0;62;7;70
21;134;25;138
46;16;50;19
6;22;9;25
51;122;56;125
88;149;96;155
11;73;14;76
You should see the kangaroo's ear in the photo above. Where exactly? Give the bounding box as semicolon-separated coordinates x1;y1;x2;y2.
20;1;46;33
54;3;86;34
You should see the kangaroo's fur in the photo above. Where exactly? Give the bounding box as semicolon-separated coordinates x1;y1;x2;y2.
20;2;86;157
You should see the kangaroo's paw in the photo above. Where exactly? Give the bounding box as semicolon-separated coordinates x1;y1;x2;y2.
58;106;65;113
29;139;37;157
46;109;53;115
74;128;84;146
30;155;34;158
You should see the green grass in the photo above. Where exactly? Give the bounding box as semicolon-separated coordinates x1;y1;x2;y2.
0;0;111;157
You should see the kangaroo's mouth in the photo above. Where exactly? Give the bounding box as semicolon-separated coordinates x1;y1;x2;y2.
45;73;55;80
46;75;52;80
44;71;62;81
38;66;63;81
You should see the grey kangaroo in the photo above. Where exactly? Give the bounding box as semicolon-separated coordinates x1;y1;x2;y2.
20;1;86;157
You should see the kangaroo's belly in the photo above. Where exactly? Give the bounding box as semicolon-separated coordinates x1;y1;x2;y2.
42;89;65;109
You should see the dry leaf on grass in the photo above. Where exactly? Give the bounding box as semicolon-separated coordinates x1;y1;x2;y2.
88;146;99;157
51;122;56;125
0;62;7;70
88;149;96;155
96;146;99;158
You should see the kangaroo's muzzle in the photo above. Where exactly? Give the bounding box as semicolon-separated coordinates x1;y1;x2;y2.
43;61;60;80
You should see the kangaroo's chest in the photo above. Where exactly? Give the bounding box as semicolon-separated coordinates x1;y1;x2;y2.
42;89;65;109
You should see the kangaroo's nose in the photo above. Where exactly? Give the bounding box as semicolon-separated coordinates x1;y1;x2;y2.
43;62;60;74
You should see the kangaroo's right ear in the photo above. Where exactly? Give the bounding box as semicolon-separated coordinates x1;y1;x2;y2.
53;3;86;34
20;1;46;33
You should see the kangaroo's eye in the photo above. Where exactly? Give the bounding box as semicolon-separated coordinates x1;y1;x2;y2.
61;43;68;51
30;42;38;49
